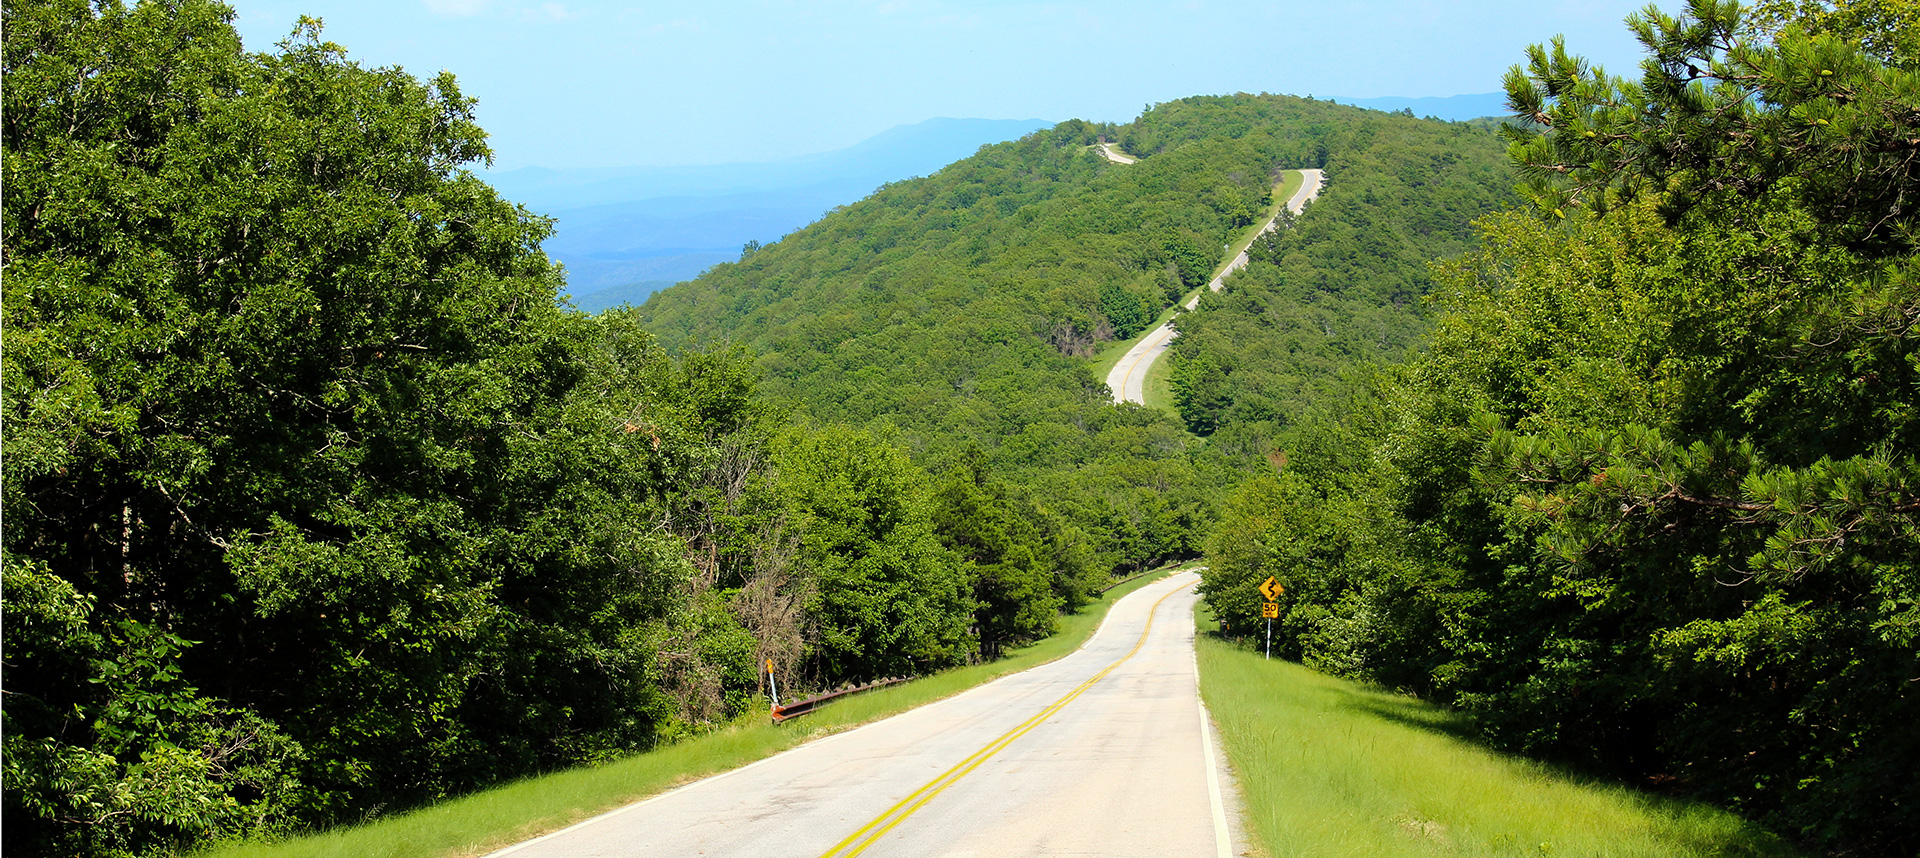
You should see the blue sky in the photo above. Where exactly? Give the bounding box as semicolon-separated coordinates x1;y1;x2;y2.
227;0;1653;170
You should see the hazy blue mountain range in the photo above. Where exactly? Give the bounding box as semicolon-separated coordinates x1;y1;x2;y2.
504;102;1505;312
485;117;1053;308
1328;92;1507;121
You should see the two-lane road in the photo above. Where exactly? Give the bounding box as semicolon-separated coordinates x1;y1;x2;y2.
486;572;1236;858
1108;168;1325;405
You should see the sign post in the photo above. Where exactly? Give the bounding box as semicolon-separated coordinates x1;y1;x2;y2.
766;658;780;709
1258;577;1284;660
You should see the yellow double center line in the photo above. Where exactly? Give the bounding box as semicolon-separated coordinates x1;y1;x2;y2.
817;577;1196;858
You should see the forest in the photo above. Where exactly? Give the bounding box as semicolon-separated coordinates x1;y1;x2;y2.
0;2;1083;853
2;0;1913;856
1192;1;1919;853
637;91;1516;595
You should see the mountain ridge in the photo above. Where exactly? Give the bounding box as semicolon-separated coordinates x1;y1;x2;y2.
490;117;1054;301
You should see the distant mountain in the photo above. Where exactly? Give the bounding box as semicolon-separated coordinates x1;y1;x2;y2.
485;117;1055;301
570;280;680;314
1328;93;1508;122
639;94;1514;439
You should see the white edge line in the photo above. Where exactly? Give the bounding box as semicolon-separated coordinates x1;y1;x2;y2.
1198;696;1233;858
1194;651;1233;858
482;570;1202;858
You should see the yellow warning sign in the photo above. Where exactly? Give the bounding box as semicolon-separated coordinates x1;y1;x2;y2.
1261;601;1279;619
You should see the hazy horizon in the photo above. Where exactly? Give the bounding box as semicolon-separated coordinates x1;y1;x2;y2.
224;0;1649;171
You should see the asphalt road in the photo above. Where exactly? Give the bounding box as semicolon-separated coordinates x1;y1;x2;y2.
485;572;1241;858
1107;168;1325;405
1098;142;1139;164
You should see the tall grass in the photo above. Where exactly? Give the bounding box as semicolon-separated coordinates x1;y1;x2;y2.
1196;605;1802;858
192;568;1182;858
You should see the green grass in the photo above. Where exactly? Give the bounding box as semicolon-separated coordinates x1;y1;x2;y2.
1090;332;1141;385
1194;603;1801;858
1088;302;1184;392
192;567;1186;858
1086;143;1137;164
1142;343;1176;413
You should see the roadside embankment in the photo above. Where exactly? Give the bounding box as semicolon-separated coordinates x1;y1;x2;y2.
1193;604;1802;858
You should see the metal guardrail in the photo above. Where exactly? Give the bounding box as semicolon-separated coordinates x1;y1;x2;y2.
770;676;912;723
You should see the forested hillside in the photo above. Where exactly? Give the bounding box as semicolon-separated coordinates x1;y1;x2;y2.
637;94;1514;592
3;2;1095;854
1195;2;1919;854
12;0;1908;854
1167;113;1513;440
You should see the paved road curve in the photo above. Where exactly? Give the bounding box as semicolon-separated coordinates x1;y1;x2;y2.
485;572;1235;858
1107;168;1325;404
1097;141;1138;164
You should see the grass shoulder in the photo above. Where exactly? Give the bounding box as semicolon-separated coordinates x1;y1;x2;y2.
1089;302;1186;384
194;567;1187;858
1193;602;1802;858
1090;332;1138;384
1142;345;1177;414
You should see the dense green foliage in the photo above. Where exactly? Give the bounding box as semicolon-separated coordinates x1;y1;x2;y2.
1;2;1050;854
15;0;1907;853
0;3;771;850
1166;112;1514;440
1198;3;1918;853
636;94;1516;590
10;10;1452;853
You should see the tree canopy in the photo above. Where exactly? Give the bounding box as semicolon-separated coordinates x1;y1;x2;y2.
1195;3;1918;852
2;2;1017;854
637;94;1516;587
13;0;1910;854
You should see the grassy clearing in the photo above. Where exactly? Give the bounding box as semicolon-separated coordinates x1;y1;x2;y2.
1090;332;1140;384
1195;603;1802;858
193;567;1185;858
1086;142;1137;164
1274;167;1306;211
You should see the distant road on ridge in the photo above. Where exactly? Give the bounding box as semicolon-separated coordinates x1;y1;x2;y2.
1107;168;1325;406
